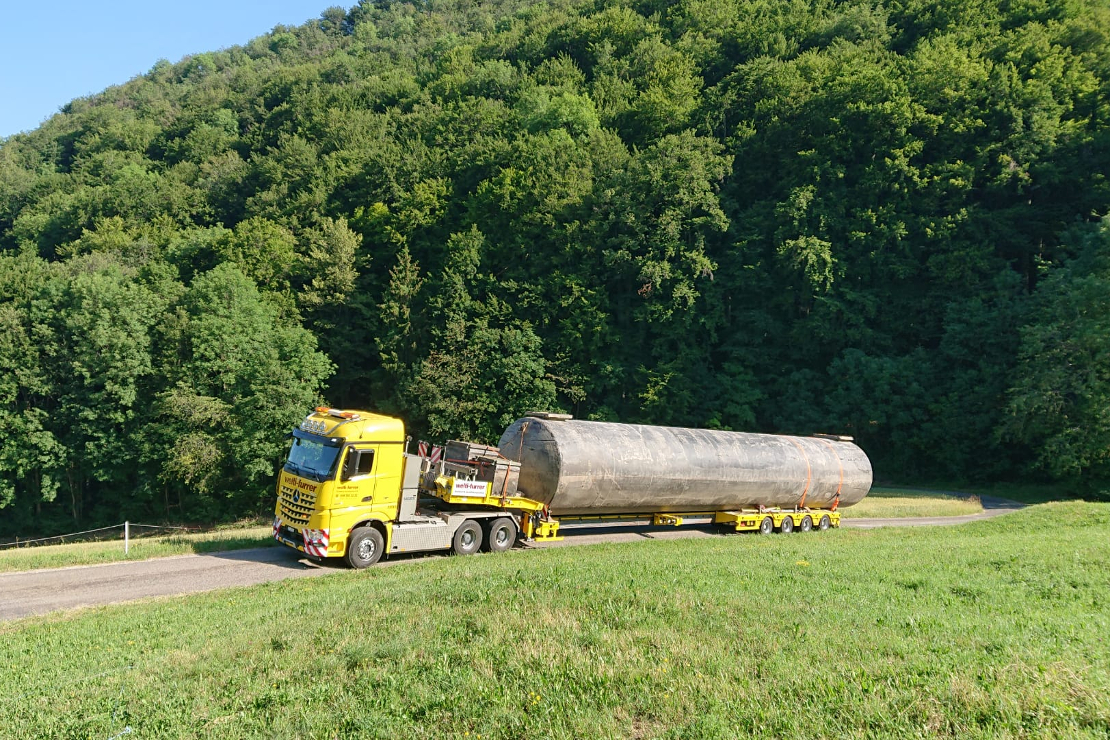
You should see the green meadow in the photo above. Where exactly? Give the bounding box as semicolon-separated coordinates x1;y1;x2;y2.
2;502;1108;738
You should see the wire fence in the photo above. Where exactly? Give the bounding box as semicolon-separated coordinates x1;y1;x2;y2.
0;522;206;550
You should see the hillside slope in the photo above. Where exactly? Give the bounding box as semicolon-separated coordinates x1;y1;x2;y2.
1;0;1108;531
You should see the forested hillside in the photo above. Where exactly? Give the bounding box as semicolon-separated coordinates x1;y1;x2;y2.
1;0;1108;533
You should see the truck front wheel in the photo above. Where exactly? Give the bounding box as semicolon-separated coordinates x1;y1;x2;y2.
346;526;385;569
453;520;483;556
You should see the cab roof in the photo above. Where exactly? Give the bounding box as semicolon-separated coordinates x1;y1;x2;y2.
298;408;404;442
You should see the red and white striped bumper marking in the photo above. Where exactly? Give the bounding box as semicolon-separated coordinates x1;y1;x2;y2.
272;516;281;540
302;528;330;557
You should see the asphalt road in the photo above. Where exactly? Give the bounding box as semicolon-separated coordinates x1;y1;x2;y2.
0;495;1024;623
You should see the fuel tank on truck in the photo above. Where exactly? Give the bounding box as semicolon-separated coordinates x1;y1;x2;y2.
497;415;872;516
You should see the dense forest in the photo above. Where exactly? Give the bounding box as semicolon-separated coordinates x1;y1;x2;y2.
1;0;1108;534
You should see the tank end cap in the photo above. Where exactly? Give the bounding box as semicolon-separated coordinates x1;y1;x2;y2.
526;411;573;421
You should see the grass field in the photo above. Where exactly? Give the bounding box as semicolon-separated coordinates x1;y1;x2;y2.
2;502;1108;739
0;524;274;573
841;487;984;519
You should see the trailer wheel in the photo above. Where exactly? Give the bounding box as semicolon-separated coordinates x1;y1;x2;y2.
818;515;831;531
779;515;795;534
484;518;517;553
800;516;813;532
346;526;384;569
452;520;483;556
758;517;774;535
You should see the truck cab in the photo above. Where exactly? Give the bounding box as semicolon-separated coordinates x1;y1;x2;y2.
274;407;408;563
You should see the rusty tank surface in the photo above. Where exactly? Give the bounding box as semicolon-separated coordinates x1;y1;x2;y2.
497;415;872;516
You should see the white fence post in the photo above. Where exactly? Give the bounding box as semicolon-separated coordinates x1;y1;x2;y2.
124;521;129;555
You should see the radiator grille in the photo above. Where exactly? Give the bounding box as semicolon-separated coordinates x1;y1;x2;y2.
279;483;316;525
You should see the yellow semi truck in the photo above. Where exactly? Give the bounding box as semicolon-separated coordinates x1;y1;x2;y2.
273;407;873;567
273;407;558;567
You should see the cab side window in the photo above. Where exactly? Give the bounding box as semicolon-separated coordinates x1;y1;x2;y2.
344;449;375;480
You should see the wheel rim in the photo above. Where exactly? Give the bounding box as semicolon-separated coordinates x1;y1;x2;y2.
357;537;375;561
760;518;772;534
461;530;475;548
495;527;509;546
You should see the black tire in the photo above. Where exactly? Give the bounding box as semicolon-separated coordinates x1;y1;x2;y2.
452;520;483;556
818;515;831;531
780;515;795;534
758;516;774;535
800;516;813;532
346;526;384;569
484;518;517;553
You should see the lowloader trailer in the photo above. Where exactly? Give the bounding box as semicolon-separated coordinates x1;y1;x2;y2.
273;409;873;568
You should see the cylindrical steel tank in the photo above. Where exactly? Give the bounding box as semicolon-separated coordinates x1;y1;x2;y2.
498;417;872;515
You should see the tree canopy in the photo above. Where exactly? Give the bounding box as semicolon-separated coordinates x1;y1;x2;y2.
2;0;1108;532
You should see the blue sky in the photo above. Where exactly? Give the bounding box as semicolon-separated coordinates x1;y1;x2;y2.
1;0;335;138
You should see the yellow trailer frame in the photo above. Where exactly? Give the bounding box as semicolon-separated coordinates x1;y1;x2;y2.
430;475;839;542
543;508;840;535
432;476;563;541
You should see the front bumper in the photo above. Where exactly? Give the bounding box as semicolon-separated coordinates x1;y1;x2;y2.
273;516;330;558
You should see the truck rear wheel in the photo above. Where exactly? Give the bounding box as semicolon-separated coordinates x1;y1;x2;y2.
780;515;794;534
800;516;813;532
758;517;774;535
818;515;831;531
452;520;483;556
485;518;517;553
346;526;384;569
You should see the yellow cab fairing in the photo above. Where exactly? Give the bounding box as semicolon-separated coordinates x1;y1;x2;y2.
275;409;408;556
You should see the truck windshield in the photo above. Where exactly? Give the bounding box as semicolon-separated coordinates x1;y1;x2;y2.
284;432;342;482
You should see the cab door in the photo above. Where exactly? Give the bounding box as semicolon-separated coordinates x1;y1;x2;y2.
336;444;404;521
334;446;378;507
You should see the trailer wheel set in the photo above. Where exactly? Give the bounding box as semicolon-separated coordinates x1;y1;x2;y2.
756;511;836;534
